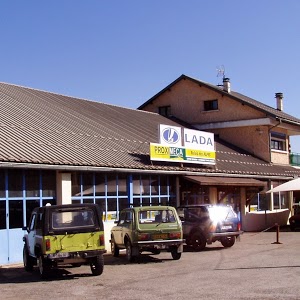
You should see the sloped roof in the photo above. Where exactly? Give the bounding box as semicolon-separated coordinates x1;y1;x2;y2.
138;74;300;126
0;81;299;179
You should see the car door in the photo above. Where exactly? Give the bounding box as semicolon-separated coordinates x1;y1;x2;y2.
121;210;134;242
113;210;127;246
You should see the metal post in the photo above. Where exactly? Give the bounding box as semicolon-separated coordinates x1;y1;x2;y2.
272;223;282;244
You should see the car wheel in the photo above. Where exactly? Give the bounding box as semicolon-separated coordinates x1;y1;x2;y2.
23;245;34;272
90;255;104;276
152;249;161;255
191;232;206;251
38;256;50;279
125;241;135;262
221;236;236;248
171;248;181;260
111;237;120;257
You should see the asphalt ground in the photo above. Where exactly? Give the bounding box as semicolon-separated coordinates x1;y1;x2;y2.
1;229;300;300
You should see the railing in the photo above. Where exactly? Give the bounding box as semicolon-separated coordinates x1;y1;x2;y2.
290;152;300;166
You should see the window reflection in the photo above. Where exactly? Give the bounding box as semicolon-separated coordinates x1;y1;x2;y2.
8;170;23;198
0;170;5;198
71;172;81;196
26;200;40;226
9;200;23;229
26;170;40;197
42;171;56;197
0;201;6;229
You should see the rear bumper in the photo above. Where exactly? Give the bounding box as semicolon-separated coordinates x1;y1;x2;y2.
46;249;107;261
208;231;243;240
135;239;184;251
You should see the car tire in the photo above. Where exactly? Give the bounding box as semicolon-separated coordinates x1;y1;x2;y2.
23;245;34;272
125;241;135;262
111;237;120;257
38;256;50;279
171;248;181;260
90;255;104;276
221;236;236;248
191;232;206;251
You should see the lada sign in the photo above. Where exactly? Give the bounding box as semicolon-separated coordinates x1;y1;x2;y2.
159;124;182;146
183;128;214;151
150;125;216;165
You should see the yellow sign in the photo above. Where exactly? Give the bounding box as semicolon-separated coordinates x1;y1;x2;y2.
150;143;215;165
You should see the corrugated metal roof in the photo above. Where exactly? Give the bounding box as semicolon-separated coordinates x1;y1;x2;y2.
0;81;300;179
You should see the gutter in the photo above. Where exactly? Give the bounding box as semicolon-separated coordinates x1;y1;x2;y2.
0;161;294;181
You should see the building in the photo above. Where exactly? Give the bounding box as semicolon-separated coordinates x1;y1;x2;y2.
139;74;300;230
1;76;300;265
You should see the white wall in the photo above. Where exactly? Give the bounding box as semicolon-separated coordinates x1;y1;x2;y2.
103;221;115;253
243;209;290;231
56;172;72;205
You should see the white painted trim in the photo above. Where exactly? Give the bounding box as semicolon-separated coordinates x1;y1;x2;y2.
195;118;273;130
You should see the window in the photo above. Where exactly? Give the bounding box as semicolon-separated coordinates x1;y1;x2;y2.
204;100;218;111
9;200;23;229
0;201;6;229
158;106;171;117
270;132;286;151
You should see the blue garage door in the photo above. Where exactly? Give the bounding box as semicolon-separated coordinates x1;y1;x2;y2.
0;169;56;265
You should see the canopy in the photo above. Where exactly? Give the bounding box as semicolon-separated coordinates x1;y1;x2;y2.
266;178;300;193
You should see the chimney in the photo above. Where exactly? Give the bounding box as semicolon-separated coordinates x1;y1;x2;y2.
223;77;231;93
275;92;283;111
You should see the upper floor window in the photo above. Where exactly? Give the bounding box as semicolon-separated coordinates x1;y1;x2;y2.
270;132;286;151
204;99;218;111
158;106;171;117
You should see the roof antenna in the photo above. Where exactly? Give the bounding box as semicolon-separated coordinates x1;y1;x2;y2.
216;65;225;87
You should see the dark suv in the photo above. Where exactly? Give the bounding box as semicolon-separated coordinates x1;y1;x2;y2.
177;204;242;251
23;203;106;278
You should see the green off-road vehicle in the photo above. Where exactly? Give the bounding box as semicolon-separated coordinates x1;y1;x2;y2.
110;206;184;262
23;203;106;278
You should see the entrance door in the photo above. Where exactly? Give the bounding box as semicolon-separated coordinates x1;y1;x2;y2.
0;198;22;265
7;200;25;264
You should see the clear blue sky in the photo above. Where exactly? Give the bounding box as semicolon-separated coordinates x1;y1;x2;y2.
1;1;300;151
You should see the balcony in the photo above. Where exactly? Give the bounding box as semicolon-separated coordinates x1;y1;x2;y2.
290;152;300;166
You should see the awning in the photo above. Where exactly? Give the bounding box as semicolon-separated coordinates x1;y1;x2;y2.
184;176;267;187
266;178;300;193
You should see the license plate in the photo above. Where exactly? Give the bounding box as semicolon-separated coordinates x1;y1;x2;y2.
49;252;70;259
156;244;166;249
221;225;232;230
152;234;168;240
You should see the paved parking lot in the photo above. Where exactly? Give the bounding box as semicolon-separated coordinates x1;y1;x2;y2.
1;231;300;300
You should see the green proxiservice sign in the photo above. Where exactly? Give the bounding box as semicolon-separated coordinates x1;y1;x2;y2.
150;143;216;165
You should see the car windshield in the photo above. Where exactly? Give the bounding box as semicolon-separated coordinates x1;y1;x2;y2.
52;209;95;229
138;209;176;224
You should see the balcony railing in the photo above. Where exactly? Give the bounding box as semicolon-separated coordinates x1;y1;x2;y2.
290;152;300;166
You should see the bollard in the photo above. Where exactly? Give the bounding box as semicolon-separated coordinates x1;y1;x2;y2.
272;223;282;244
